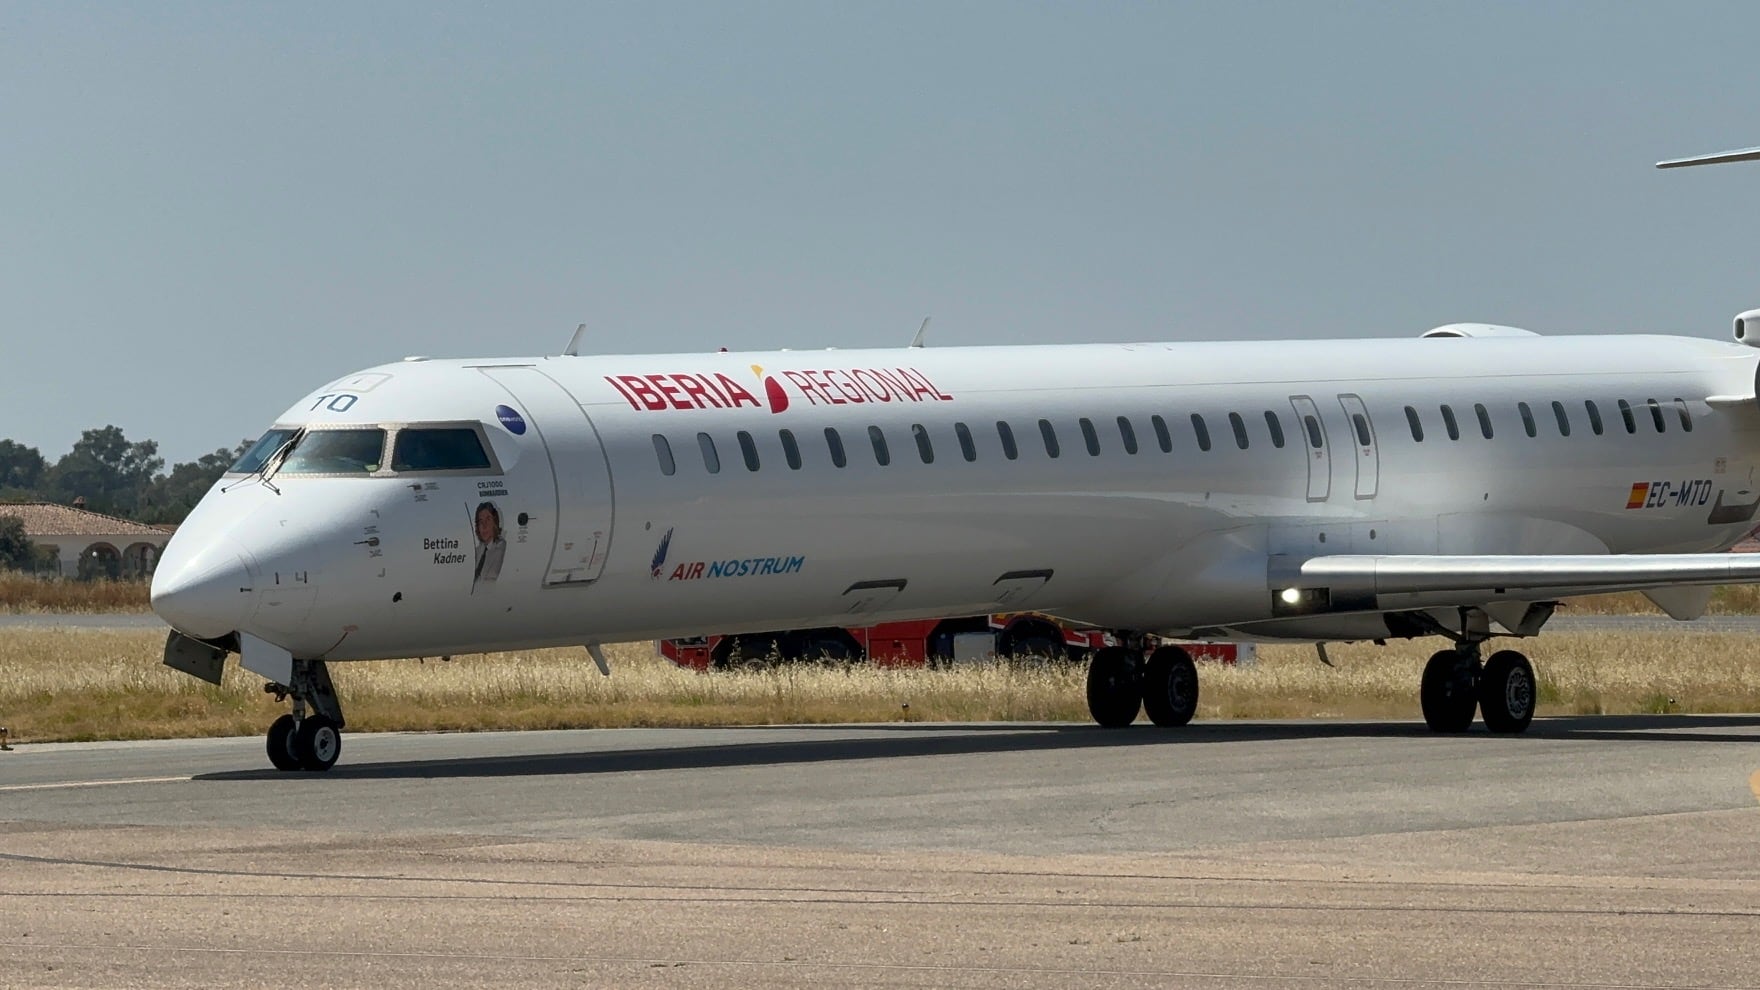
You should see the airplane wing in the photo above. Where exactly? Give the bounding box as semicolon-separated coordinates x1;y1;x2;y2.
1272;554;1760;621
1657;146;1760;169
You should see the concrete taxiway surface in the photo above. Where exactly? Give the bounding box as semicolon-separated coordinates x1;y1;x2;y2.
4;719;1760;988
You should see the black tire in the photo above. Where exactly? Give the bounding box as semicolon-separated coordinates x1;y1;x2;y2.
1420;649;1478;733
266;714;300;772
294;715;342;772
801;633;861;665
1085;646;1141;728
1479;650;1536;734
999;620;1063;665
1142;646;1199;727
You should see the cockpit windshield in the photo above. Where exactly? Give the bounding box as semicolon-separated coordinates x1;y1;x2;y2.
227;424;494;478
229;428;299;475
277;429;387;475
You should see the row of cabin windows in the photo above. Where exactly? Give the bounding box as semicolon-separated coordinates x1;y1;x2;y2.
1402;398;1694;443
648;396;1697;477
651;408;1307;477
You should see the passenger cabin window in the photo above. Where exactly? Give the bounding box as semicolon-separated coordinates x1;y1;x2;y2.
955;422;978;462
1117;416;1139;454
779;429;802;470
1517;402;1537;438
825;427;847;468
1192;414;1212;452
1039;419;1061;458
652;434;676;476
1079;417;1101;456
1404;406;1424;442
1151;415;1172;453
1351;413;1371;448
1585;400;1604;435
230;428;299;474
1474;403;1494;439
1646;399;1667;433
697;432;721;474
1264;411;1286;448
1303;414;1323;449
869;426;892;466
737;431;760;471
1229;412;1250;450
1618;399;1637;434
1551;401;1571;437
912;424;934;463
997;421;1019;460
1440;404;1460;441
279;429;387;475
1675;398;1694;432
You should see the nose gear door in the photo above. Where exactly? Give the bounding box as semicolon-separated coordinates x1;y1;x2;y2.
480;366;614;586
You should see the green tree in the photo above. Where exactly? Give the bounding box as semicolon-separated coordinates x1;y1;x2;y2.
45;426;164;517
0;439;46;498
141;442;249;524
0;514;34;571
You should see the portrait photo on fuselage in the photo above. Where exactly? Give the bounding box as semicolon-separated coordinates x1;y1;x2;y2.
471;500;505;592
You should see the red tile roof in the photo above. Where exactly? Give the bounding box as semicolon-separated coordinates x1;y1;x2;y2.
0;502;172;538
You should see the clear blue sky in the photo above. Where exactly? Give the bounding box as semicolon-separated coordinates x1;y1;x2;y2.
6;1;1760;465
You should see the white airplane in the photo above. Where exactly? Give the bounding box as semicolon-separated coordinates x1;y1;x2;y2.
148;150;1760;772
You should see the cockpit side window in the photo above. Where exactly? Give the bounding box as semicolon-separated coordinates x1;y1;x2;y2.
229;428;299;474
392;427;493;472
278;429;387;475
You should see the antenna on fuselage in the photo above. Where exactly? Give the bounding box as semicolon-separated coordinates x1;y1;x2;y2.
563;322;589;356
1657;145;1760;169
909;316;931;348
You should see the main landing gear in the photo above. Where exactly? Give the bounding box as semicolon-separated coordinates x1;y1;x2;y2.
1085;642;1200;728
264;658;346;771
1420;641;1536;734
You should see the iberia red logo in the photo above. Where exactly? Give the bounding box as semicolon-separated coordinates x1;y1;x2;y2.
605;365;953;414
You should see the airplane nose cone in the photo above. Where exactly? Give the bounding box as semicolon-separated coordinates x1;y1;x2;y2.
151;538;258;640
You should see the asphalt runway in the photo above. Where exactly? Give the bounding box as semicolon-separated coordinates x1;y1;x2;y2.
4;719;1760;988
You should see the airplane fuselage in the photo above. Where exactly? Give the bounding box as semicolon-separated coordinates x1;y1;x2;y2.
152;331;1760;662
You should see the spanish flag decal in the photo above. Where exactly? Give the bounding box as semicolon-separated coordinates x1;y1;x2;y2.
1626;483;1649;509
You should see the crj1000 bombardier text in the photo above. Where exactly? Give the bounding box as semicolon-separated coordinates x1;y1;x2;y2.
149;149;1760;771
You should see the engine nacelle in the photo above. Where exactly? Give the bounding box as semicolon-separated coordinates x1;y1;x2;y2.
1733;309;1760;347
1420;323;1540;339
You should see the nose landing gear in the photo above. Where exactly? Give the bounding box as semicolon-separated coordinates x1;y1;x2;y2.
264;658;346;771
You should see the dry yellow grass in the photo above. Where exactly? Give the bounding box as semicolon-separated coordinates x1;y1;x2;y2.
1558;585;1760;615
3;629;1759;744
0;575;151;613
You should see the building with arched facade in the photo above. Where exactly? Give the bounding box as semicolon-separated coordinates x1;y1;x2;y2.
0;502;173;579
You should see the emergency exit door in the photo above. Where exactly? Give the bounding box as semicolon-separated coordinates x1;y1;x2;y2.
1289;395;1330;501
1336;393;1379;499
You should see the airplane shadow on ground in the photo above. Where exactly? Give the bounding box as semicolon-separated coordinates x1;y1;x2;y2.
193;713;1760;783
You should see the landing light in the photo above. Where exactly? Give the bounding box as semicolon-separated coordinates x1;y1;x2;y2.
1280;587;1304;605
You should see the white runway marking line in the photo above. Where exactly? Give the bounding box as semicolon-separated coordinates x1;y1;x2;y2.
0;775;192;793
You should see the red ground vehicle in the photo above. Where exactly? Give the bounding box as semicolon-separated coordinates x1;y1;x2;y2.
659;612;1248;670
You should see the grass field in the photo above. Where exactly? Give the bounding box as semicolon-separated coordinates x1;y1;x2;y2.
0;575;151;613
4;629;1758;744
